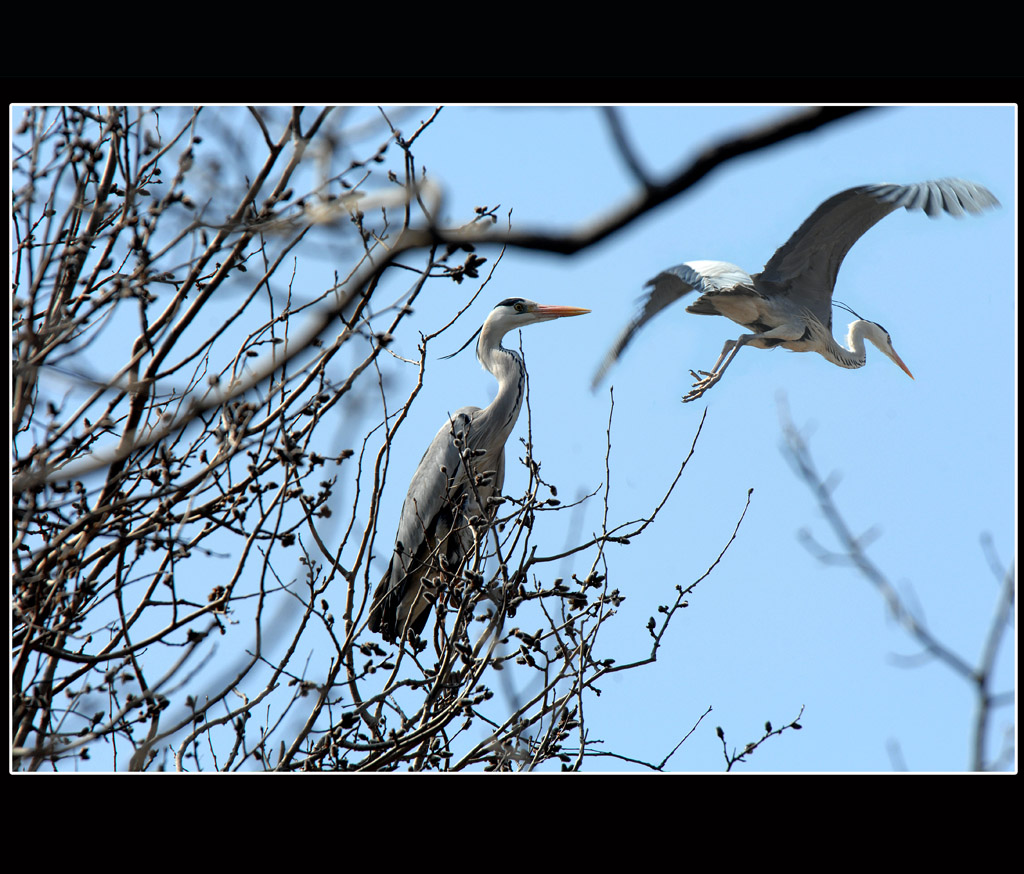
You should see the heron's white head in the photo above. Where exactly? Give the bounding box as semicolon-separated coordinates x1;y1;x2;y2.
486;298;591;332
851;319;914;379
477;298;590;362
437;297;588;383
437;298;590;363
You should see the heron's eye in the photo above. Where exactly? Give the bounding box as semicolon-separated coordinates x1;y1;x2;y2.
514;303;525;313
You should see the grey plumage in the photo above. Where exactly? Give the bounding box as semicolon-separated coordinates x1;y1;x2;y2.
370;298;589;643
592;178;999;401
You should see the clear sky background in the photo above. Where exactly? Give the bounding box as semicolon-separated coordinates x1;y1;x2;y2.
354;105;1015;771
16;104;1014;772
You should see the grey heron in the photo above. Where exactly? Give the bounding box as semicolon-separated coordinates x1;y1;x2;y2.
369;298;590;644
591;178;1000;402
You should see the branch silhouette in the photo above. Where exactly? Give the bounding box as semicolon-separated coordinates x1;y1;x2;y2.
12;105;867;771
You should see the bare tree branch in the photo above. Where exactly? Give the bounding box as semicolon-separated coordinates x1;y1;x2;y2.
12;105;859;772
780;402;1014;771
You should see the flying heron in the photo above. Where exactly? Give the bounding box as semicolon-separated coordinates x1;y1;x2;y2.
592;178;1000;402
370;298;590;643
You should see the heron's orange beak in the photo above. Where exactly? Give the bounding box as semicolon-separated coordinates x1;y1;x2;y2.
534;304;591;319
891;350;914;380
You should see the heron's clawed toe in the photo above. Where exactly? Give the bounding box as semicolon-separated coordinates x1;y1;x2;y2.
683;370;721;403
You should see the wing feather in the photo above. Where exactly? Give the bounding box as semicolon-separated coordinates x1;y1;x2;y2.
369;407;478;639
591;261;752;388
755;178;1000;327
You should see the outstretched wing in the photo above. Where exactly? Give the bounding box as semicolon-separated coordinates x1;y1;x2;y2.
591;260;752;388
755;178;1000;329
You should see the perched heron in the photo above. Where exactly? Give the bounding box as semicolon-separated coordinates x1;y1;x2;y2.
592;178;1000;401
369;298;590;643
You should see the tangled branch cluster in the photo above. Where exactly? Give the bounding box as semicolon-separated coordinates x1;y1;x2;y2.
14;106;762;772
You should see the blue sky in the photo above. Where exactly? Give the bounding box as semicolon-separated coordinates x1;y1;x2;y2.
364;105;1015;771
17;104;1014;771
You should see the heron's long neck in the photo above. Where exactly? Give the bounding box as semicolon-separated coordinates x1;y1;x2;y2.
475;332;525;444
823;320;870;370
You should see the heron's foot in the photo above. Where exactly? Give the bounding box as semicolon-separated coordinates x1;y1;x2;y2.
683;370;721;403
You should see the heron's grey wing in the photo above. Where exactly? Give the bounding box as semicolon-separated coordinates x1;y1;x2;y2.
591;261;750;388
756;179;1000;329
392;408;481;577
369;407;477;635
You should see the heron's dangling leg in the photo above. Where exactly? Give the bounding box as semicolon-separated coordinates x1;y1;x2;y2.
683;324;803;403
688;339;737;381
683;338;746;402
